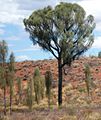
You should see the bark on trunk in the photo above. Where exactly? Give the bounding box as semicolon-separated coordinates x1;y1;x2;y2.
10;92;12;115
58;59;62;106
48;94;51;108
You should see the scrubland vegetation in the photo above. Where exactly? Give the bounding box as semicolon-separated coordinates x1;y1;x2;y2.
0;40;101;120
0;2;101;120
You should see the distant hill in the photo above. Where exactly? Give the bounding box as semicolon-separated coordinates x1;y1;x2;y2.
0;57;101;105
15;57;101;87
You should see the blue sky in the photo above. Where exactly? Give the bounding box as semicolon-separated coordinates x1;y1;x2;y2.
0;0;101;61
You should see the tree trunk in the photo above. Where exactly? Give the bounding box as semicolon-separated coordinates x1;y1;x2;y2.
58;59;62;106
10;91;12;115
18;91;21;105
4;87;6;115
48;94;51;108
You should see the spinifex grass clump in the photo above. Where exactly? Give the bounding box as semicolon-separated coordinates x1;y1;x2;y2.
45;70;52;107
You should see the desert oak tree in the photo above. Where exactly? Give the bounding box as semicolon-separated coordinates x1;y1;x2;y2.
23;3;95;106
8;52;15;115
0;40;8;115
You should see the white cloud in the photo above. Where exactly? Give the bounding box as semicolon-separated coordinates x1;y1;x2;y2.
95;22;101;32
0;24;5;28
92;36;101;49
16;0;57;10
0;0;101;53
0;0;58;26
0;0;30;26
8;44;15;47
14;45;40;53
16;55;31;61
0;28;5;35
77;0;101;32
0;0;100;32
6;36;21;41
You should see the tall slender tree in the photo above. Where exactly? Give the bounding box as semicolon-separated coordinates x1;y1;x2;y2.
26;78;33;110
84;64;93;97
8;52;15;115
33;68;41;104
40;76;45;99
0;40;8;115
24;2;95;106
45;70;52;107
16;77;22;105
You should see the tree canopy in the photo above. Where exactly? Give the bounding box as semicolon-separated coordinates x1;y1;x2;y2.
24;2;95;66
24;2;95;106
0;40;8;64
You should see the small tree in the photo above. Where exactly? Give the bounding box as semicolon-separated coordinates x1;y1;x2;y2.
84;64;92;96
40;77;45;99
45;70;52;107
16;77;22;105
0;40;8;115
8;52;15;115
26;78;33;110
33;68;42;104
24;2;95;106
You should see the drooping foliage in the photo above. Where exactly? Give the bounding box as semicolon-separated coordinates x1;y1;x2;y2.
24;2;95;106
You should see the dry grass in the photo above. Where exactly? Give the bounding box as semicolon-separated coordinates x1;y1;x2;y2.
0;105;101;120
